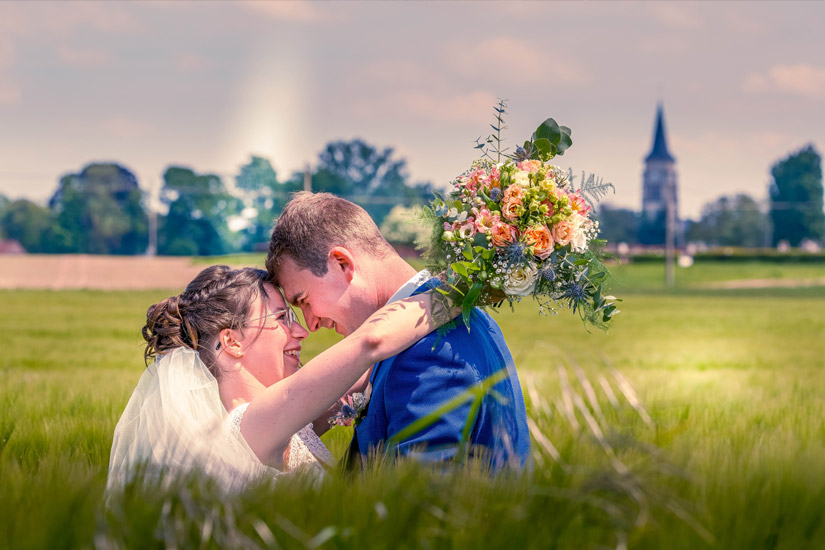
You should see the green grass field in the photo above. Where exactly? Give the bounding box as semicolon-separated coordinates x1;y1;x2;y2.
1;261;824;549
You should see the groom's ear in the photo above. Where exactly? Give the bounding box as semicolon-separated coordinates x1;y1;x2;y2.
328;247;355;283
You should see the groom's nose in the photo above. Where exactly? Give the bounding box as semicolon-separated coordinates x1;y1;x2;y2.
302;309;321;332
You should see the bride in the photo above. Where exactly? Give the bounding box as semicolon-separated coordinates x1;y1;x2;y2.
107;264;453;491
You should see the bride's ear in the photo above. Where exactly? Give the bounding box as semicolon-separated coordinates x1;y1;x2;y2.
329;247;355;283
217;328;244;358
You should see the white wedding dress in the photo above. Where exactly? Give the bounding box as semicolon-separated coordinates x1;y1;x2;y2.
225;403;333;473
107;348;333;493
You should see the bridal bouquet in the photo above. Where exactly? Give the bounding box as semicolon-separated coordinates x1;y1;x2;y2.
422;101;620;330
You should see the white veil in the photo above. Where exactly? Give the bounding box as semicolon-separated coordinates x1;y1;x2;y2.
107;348;273;493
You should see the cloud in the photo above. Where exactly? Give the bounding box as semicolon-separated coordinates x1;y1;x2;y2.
174;53;211;72
647;3;704;30
239;0;326;23
446;36;593;86
44;2;142;35
0;37;14;67
742;63;825;100
0;3;31;35
357;59;449;88
672;129;800;162
56;45;114;68
0;78;22;106
356;90;498;125
637;35;691;54
104;115;153;139
719;8;765;36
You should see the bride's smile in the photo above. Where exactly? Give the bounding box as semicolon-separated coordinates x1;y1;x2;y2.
227;283;309;387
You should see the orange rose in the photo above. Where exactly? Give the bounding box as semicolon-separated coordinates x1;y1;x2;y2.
491;222;518;247
524;225;555;259
501;196;522;221
505;185;524;201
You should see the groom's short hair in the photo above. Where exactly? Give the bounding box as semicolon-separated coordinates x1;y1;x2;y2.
266;192;395;280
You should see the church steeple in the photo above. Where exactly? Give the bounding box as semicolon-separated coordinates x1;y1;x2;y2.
644;104;676;163
640;102;679;246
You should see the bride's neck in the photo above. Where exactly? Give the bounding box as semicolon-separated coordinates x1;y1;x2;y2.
218;368;265;412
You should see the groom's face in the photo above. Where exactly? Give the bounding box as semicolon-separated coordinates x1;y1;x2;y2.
277;252;368;336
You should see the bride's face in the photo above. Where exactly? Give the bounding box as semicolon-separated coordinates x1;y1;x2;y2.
238;283;309;387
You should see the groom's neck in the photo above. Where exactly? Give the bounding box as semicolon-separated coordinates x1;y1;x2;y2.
366;255;418;309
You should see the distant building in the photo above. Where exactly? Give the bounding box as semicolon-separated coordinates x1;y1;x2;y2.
0;239;26;254
639;104;679;245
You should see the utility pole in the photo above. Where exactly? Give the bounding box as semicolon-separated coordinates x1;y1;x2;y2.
303;164;312;192
665;180;675;286
146;177;158;256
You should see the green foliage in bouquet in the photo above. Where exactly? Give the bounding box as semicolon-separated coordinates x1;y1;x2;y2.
421;101;620;331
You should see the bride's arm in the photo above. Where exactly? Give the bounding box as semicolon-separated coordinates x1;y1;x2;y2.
240;291;455;465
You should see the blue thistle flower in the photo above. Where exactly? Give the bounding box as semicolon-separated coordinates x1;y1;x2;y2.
490;187;503;202
503;242;528;266
568;284;585;300
540;265;556;282
341;404;354;416
561;283;589;313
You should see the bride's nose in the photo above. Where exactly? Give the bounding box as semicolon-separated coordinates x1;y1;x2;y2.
290;320;309;339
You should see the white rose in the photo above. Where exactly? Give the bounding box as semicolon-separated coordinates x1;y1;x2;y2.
503;263;537;296
512;170;531;188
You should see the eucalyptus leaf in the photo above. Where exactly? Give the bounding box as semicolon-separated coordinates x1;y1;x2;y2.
557;126;573;154
472;233;488;248
534;118;562;144
533;138;553;157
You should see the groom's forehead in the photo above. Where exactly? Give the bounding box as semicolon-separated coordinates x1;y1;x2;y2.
276;258;312;303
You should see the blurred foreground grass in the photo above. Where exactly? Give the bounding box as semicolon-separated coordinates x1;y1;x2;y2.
1;261;824;548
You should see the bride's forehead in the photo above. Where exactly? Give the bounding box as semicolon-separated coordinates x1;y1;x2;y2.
261;283;287;309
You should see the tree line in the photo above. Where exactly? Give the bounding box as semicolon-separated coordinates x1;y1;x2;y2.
596;144;824;248
1;142;822;255
0;139;434;255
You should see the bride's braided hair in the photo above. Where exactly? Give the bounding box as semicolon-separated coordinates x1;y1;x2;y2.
142;265;269;377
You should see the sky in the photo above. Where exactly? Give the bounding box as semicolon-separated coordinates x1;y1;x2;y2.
1;0;824;219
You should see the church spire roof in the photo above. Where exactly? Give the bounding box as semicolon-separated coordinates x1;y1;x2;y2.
645;104;676;163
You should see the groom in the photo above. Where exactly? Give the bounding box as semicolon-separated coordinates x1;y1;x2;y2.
266;192;530;468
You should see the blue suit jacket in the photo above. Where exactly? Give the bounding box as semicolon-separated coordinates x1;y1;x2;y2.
353;279;531;469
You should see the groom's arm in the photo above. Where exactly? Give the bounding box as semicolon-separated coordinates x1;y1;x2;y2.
381;333;482;461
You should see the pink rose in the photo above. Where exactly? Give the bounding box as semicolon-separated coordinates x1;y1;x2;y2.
517;160;542;174
552;219;575;246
